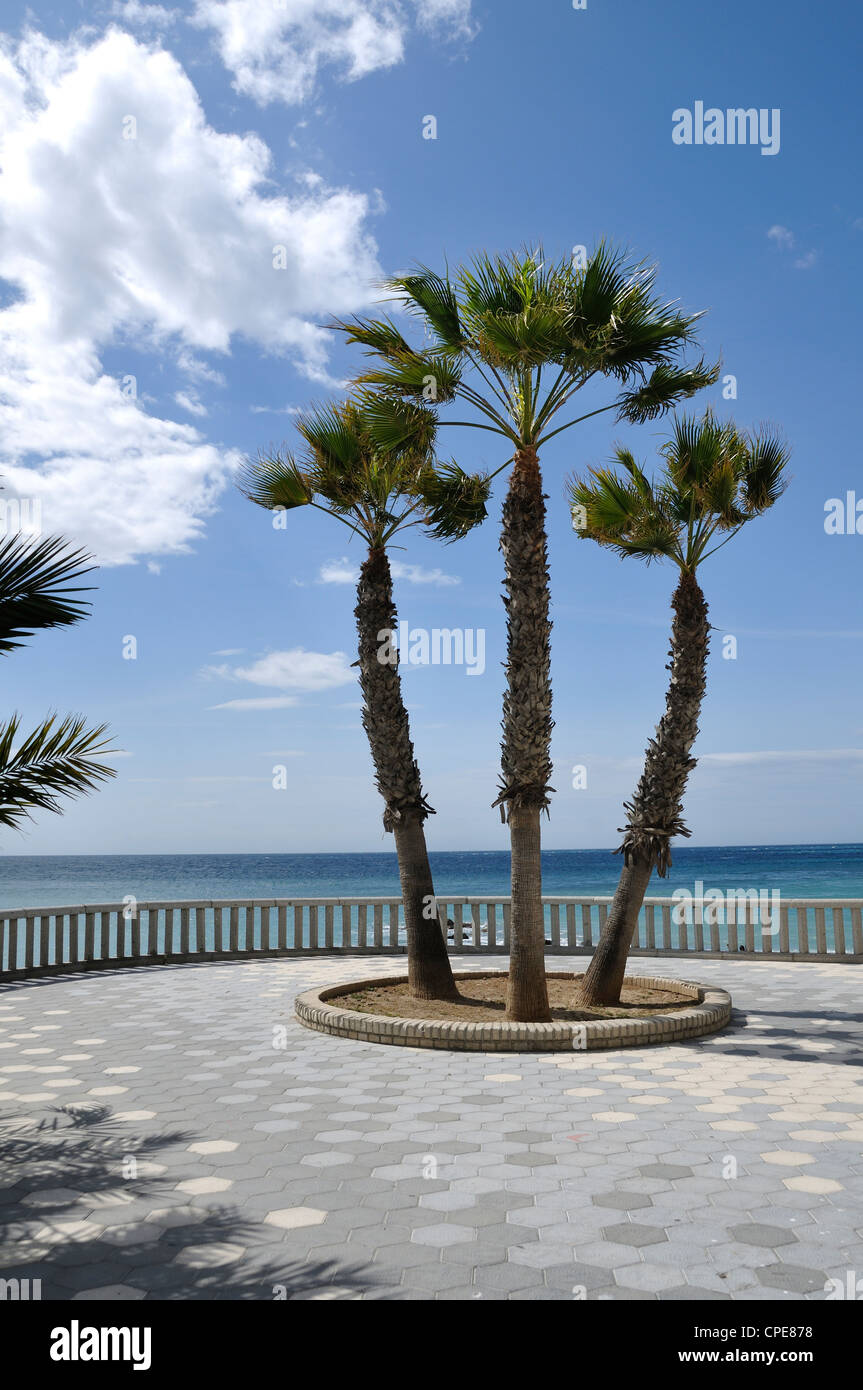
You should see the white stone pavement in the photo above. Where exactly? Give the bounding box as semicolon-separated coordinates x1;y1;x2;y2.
1;954;861;1301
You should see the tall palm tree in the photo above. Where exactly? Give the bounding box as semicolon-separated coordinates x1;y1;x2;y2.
568;412;790;1005
333;245;717;1021
239;393;488;1001
0;534;115;829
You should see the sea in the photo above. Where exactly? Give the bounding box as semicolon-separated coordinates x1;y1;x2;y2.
1;843;861;910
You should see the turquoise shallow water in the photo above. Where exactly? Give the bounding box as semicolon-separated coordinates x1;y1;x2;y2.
0;844;860;909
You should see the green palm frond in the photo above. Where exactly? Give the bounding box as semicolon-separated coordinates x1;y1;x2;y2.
295;401;366;469
356;392;437;459
616;359;721;423
237;451;314;512
476;305;571;369
328;314;414;361
356;353;462;403
0;714;116;831
570;242;637;333
615;448;655;502
0;535;94;655
418;461;492;541
742;429;791;512
568;467;644;538
384;267;465;349
698;458;746;525
458;250;546;325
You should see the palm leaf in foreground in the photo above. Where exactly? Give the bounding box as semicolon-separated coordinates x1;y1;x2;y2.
0;536;95;654
0;715;116;830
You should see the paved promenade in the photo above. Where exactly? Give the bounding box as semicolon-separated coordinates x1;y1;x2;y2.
1;954;862;1301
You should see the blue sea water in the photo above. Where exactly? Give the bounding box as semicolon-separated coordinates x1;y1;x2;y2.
0;844;861;910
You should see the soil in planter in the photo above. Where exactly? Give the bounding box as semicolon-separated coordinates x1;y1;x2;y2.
337;973;693;1023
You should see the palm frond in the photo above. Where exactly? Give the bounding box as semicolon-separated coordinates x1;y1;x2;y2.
355;353;462;403
356;392;437;459
570;242;637;333
419;461;492;541
476;305;571;369
295;401;365;469
383;267;465;349
741;429;791;512
0;535;95;655
616;358;721;423
237;451;314;511
0;713;116;832
329;314;414;361
567;467;644;537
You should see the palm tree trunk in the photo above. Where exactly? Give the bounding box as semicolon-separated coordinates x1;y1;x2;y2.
355;547;457;1000
579;569;710;1006
496;447;553;1023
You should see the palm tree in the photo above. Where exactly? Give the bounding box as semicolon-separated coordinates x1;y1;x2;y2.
0;534;115;829
333;244;717;1021
567;411;790;1005
239;393;488;1001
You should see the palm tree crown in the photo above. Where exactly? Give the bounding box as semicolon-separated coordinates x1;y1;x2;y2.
568;410;790;573
333;244;719;459
238;393;489;546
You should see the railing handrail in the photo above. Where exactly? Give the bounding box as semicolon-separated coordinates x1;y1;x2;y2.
1;893;862;918
2;893;861;980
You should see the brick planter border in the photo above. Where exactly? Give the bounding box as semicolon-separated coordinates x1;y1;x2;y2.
294;971;732;1052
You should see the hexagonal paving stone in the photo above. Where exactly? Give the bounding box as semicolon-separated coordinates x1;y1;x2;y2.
729;1224;798;1248
615;1264;686;1292
783;1176;844;1194
638;1164;692;1180
756;1264;829;1295
760;1150;816;1167
411;1223;475;1247
592;1192;654;1211
264;1207;328;1229
603;1223;667;1247
175;1177;233;1195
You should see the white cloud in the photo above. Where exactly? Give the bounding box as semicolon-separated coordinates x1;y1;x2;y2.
192;0;475;107
767;224;794;249
208;646;356;692
0;28;381;563
392;560;460;586
176;349;226;386
319;558;359;584
415;0;475;37
208;695;300;710
112;1;180;27
318;556;460;586
174;390;208;416
767;225;817;270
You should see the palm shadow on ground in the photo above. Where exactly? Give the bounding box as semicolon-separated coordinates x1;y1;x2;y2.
0;1103;385;1301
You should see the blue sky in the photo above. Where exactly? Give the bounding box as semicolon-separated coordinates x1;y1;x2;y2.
0;0;860;855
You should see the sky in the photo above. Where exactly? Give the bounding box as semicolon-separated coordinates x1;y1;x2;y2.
0;0;861;856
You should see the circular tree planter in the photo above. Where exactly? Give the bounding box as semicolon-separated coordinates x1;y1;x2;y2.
295;971;732;1052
